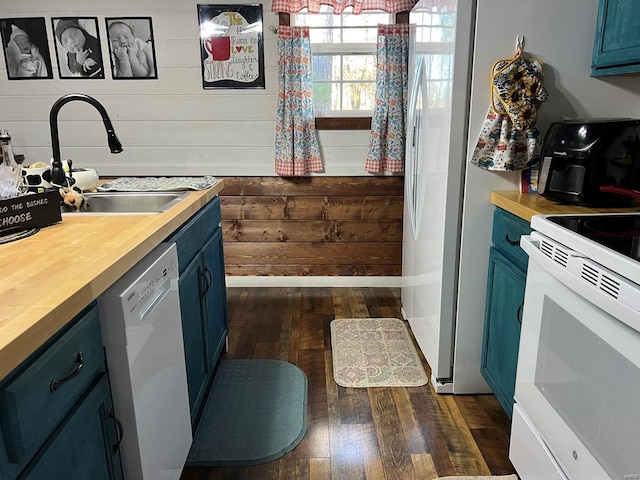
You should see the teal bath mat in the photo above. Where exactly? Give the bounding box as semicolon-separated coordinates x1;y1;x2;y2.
186;359;308;467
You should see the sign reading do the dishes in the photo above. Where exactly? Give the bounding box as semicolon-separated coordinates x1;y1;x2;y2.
198;4;265;89
0;191;61;232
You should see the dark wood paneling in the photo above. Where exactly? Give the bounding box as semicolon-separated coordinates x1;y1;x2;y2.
220;177;404;196
221;196;403;220
222;219;403;243
224;264;402;276
224;243;401;265
219;177;403;277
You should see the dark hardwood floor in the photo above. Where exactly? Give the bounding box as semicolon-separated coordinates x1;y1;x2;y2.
180;287;516;480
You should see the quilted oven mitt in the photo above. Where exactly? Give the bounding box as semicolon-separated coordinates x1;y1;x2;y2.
492;55;548;130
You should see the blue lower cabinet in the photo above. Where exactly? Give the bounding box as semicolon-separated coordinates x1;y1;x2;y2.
202;228;228;368
0;303;123;480
167;196;229;429
178;252;210;423
481;247;526;418
20;375;123;480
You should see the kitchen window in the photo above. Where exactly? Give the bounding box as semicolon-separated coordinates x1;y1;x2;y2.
294;7;391;116
282;9;408;129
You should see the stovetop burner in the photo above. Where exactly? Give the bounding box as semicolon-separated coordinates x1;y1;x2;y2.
547;214;640;261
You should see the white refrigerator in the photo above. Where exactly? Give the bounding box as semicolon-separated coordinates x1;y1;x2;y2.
402;0;640;394
402;0;516;394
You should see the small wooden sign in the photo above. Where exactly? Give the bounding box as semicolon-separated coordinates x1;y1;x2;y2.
0;191;61;232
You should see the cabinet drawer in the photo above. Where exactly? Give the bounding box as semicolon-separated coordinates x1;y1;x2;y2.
0;304;106;468
166;196;220;274
491;208;532;268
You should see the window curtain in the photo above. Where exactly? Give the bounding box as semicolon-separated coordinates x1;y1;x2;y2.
271;0;415;14
365;24;410;173
275;26;323;176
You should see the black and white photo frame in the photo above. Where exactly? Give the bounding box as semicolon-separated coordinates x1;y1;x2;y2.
105;17;157;79
0;17;53;80
51;17;105;79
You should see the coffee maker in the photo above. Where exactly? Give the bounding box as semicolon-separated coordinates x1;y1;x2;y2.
538;118;640;205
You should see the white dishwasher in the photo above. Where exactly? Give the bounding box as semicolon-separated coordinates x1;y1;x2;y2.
98;242;192;480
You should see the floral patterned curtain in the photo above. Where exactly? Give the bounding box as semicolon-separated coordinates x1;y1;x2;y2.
365;24;410;173
271;0;415;14
275;26;323;176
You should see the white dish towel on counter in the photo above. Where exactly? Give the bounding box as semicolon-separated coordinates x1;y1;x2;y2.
98;176;217;191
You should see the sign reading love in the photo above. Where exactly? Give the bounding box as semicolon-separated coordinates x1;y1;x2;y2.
235;45;254;54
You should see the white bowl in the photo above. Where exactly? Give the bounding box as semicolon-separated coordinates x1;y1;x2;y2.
70;168;99;191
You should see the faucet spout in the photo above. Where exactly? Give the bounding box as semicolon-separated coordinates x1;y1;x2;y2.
49;93;123;186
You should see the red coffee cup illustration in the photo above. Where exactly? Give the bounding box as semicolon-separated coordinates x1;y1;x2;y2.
204;36;231;61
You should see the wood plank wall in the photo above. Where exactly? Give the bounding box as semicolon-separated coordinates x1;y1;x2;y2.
219;177;404;276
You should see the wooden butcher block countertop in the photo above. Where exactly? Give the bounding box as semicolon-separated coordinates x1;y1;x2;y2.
490;191;640;222
0;180;224;381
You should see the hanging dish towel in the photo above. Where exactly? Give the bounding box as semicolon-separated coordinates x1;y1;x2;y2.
471;107;540;171
471;42;547;172
98;176;217;191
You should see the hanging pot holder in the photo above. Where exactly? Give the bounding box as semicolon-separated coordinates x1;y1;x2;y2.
492;54;548;131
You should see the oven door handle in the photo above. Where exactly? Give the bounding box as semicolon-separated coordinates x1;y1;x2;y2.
520;235;540;257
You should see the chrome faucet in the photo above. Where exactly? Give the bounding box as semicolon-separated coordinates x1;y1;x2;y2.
49;93;122;186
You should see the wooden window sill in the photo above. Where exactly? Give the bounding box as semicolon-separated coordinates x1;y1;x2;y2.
315;117;371;130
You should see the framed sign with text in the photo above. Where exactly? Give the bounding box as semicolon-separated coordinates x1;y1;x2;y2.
197;4;265;89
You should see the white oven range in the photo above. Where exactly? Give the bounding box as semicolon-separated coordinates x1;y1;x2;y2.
509;213;640;480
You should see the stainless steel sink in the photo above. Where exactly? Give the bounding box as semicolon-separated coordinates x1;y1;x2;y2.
61;191;189;214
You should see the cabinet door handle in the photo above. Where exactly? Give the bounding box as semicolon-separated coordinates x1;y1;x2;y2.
517;302;524;324
505;234;520;246
107;406;124;454
199;269;207;294
50;352;84;392
201;267;213;294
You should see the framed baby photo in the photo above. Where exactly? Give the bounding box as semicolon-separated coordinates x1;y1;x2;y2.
51;17;105;79
105;17;158;79
0;17;53;80
197;4;265;89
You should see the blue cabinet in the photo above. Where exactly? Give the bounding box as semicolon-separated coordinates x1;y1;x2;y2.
20;375;123;480
178;253;210;421
0;303;123;480
166;196;229;427
481;208;531;418
482;248;526;418
202;228;229;368
591;0;640;76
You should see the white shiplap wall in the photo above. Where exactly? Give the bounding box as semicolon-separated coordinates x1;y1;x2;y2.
0;0;372;176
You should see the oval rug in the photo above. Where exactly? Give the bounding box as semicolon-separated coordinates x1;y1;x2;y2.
186;359;308;467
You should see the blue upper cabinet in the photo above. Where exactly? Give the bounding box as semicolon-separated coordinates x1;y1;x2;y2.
591;0;640;76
